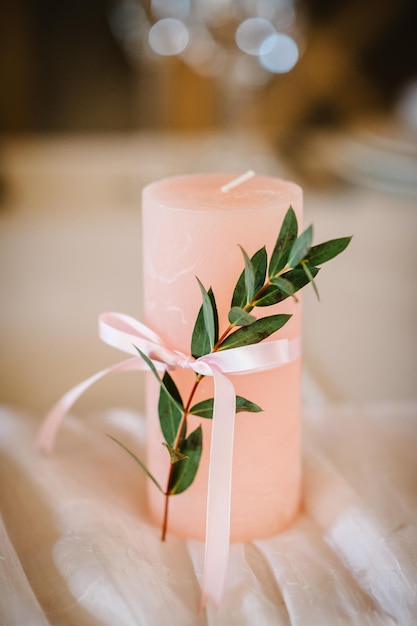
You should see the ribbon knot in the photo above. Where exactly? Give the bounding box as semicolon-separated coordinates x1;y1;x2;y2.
36;312;300;609
171;351;197;370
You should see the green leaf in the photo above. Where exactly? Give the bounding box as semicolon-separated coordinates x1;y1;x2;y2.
107;435;165;494
190;395;263;419
252;246;268;291
231;246;267;309
228;306;256;327
302;261;320;301
191;287;219;358
235;395;263;414
253;284;283;307
162;442;188;464
218;314;291;350
255;266;319;307
281;265;320;292
158;371;184;446
136;346;184;410
189;398;214;418
136;349;186;446
196;277;216;350
169;426;203;494
238;245;255;303
269;207;298;277
135;347;163;384
305;236;352;266
288;224;313;268
162;369;183;406
270;276;297;300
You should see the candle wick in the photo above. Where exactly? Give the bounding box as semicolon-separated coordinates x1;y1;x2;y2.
221;170;255;193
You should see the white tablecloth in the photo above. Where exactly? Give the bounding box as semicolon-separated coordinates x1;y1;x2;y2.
1;403;416;625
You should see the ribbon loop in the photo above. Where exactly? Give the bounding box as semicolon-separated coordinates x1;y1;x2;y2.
36;312;300;608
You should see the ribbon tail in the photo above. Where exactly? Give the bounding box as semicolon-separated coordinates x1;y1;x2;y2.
199;366;236;609
35;357;142;454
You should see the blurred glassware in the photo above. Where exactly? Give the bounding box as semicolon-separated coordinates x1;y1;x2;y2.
108;0;303;89
291;118;417;196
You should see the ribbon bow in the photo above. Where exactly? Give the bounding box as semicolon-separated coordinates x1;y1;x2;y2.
36;312;300;608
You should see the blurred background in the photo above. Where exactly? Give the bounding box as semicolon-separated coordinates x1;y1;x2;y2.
1;0;416;415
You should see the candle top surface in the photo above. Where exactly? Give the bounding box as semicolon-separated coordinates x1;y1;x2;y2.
143;173;302;212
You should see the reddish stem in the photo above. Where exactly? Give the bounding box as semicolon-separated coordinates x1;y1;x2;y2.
161;271;286;539
161;375;201;541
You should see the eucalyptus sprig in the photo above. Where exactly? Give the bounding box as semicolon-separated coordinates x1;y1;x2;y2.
113;207;351;540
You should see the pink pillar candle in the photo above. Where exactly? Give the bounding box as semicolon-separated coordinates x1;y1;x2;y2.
142;173;302;543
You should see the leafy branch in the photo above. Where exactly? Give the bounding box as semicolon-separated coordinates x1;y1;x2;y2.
111;206;351;540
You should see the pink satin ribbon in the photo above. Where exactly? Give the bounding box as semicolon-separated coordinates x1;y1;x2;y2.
36;311;301;608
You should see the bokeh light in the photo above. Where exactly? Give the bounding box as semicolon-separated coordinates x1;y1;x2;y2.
148;18;189;56
259;33;298;73
235;18;275;55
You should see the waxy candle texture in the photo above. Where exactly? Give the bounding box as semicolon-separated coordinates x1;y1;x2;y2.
142;173;302;542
